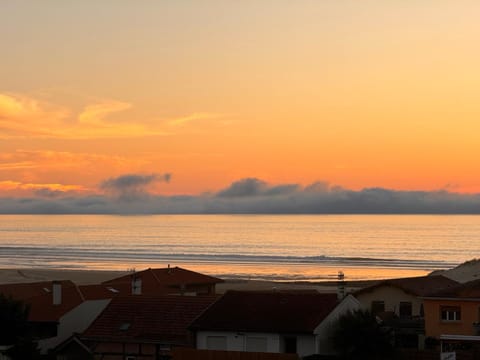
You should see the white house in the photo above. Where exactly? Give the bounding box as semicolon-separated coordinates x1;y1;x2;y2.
191;290;360;358
354;275;458;318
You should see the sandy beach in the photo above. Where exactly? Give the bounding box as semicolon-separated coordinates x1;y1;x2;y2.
0;268;129;285
1;260;478;293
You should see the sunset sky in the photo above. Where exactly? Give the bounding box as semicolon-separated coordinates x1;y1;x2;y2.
2;1;480;212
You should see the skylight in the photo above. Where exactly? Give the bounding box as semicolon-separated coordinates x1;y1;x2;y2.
119;323;131;331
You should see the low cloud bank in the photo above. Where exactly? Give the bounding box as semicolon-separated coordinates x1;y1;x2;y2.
100;173;171;200
1;177;480;214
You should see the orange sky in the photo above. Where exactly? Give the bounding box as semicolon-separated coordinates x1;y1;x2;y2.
1;1;480;198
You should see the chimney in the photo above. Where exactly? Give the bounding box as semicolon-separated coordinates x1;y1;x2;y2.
337;271;346;300
52;281;62;305
131;276;142;295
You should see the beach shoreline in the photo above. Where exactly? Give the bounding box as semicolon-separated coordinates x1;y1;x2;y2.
0;267;392;294
1;260;477;292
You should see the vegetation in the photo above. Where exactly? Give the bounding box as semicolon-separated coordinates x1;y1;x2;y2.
0;294;40;359
331;309;394;360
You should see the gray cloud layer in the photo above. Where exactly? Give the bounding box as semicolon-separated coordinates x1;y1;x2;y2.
100;173;171;200
1;177;480;214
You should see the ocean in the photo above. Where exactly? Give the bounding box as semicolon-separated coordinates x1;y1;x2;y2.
0;214;478;281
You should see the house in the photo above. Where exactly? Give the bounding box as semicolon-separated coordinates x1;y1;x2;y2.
0;280;86;340
76;294;218;359
423;279;480;338
0;280;124;355
0;267;224;357
355;275;459;318
190;290;360;358
102;266;223;296
354;275;458;349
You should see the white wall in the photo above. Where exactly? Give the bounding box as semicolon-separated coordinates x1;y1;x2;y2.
314;294;361;355
295;335;316;357
355;286;422;317
38;299;111;354
197;331;280;353
197;331;317;357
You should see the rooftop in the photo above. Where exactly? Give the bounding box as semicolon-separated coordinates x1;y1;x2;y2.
82;294;218;344
424;278;480;299
190;290;339;334
354;275;459;297
102;266;223;295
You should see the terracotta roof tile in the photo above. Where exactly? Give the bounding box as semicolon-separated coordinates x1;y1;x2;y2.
354;275;459;297
0;280;70;302
0;280;86;322
82;295;218;344
102;267;223;295
426;278;480;299
78;284;123;300
190;291;338;333
27;282;84;322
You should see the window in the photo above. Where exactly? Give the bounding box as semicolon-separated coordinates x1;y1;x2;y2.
283;336;297;354
246;337;267;352
206;336;227;350
440;306;461;321
399;301;412;318
119;323;131;331
371;300;385;315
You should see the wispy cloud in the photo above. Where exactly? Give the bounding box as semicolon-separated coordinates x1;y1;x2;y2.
0;93;70;137
1;177;480;214
0;150;149;172
0;180;88;197
167;112;227;127
0;93;167;139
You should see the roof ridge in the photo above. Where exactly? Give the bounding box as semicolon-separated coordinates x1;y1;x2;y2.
75;283;86;302
149;267;161;285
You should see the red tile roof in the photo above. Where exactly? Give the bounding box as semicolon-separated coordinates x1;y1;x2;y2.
0;280;121;323
354;275;459;297
82;295;218;344
190;291;339;334
78;284;123;300
425;278;480;299
102;267;223;295
0;267;222;323
26;281;84;322
0;280;70;302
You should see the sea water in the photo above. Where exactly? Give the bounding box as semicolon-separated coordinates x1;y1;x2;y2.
0;214;478;281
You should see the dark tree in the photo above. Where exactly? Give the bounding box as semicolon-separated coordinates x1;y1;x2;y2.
0;294;40;359
331;309;394;360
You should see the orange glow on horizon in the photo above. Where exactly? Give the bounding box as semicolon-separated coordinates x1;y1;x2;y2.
1;2;480;198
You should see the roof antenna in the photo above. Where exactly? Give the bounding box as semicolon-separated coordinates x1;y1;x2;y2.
337;271;346;300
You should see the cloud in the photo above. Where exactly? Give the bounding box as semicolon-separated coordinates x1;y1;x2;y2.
217;178;267;197
0;150;152;184
0;93;69;137
217;178;299;197
0;93;166;139
1;177;480;214
167;112;228;127
0;180;87;197
78;101;132;125
100;173;171;200
0;93;228;139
